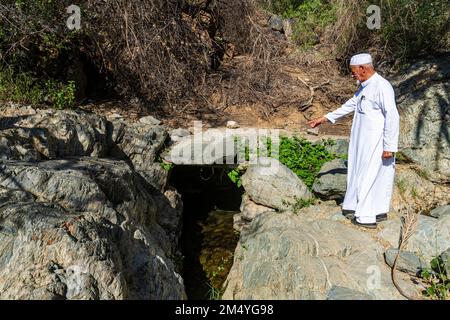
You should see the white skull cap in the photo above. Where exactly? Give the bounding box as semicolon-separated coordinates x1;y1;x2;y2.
350;53;373;66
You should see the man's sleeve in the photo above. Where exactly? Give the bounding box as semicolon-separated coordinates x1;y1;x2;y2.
380;84;399;152
324;95;357;124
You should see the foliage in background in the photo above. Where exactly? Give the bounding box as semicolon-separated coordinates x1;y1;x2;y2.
0;0;257;111
0;68;76;109
263;0;336;47
260;0;450;65
0;1;81;108
420;256;450;300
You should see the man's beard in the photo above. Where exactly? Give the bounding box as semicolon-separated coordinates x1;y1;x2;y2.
356;80;361;86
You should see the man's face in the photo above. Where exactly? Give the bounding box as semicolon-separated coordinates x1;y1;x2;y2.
350;65;366;83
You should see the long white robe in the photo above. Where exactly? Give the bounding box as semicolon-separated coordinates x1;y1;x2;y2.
325;73;399;223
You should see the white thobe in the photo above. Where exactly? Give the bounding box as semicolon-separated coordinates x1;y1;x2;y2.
325;73;399;223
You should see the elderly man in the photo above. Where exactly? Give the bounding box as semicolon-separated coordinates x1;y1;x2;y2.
308;53;399;229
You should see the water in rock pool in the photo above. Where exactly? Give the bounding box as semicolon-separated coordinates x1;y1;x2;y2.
171;165;243;300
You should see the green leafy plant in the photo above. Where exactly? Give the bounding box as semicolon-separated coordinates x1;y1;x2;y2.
227;168;244;188
275;136;335;189
0;68;77;109
260;0;336;48
420;256;449;300
46;80;76;110
156;156;174;171
206;282;224;300
292;197;317;214
226;136;335;190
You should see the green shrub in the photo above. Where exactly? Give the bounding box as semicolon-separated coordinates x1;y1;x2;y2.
285;0;336;47
260;0;336;48
379;0;450;62
227;136;335;189
0;67;76;109
46;80;76;110
262;0;449;64
275;136;335;188
0;69;44;105
227;167;245;188
292;197;317;213
156;156;174;172
420;256;449;300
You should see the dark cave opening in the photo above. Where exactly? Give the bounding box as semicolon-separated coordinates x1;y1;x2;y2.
168;165;244;300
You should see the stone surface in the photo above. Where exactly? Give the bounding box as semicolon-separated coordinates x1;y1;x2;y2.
395;59;450;183
376;214;450;262
109;118;168;189
0;107;184;300
384;249;428;275
169;128;191;144
223;206;418;300
163;127;281;165
226;121;240;129
241;157;313;211
0;127;55;161
312;158;347;200
0;158;185;299
268;15;283;32
323;138;349;157
239;193;275;222
429;205;450;219
306;128;319;136
326;286;374;300
391;165;450;215
0;108;109;159
139;116;161;126
233;213;247;233
24;109;108;157
282;19;294;39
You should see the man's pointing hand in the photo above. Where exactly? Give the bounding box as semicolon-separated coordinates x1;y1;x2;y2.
307;116;329;128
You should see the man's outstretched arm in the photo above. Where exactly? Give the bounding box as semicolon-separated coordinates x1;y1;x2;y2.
308;95;357;128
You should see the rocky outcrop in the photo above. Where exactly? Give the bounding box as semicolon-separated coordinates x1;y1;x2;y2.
384;249;428;275
377;214;450;262
2;108;109;159
241;157;312;211
0;159;185;299
223;200;450;299
395;58;450;183
233;193;275;232
430;205;450;219
390;165;450;215
223;204;424;300
0;106;185;300
312;158;347;200
320;138;349;158
326;286;374;300
108;117;169;191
